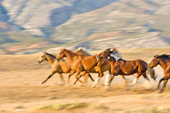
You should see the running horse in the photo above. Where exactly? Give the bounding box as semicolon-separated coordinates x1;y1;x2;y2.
56;48;112;87
75;47;128;85
148;54;170;93
96;49;156;90
38;52;94;85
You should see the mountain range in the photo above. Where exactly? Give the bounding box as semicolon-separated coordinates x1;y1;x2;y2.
0;0;170;54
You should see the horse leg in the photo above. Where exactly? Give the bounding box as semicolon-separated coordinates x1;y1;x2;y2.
104;74;114;90
73;74;81;84
120;75;128;86
160;79;168;93
156;77;164;90
92;69;104;88
74;71;84;84
92;77;101;88
66;70;75;86
41;72;55;84
126;73;141;91
83;73;94;84
80;71;94;83
88;73;95;82
92;61;105;88
142;72;152;89
73;71;86;84
157;75;169;93
83;73;88;83
58;73;65;85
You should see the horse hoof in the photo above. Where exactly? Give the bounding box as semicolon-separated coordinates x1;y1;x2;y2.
73;82;76;85
126;88;130;91
92;85;96;88
104;86;109;91
155;89;162;93
59;83;64;86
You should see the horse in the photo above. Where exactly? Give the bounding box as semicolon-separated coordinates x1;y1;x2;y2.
38;52;94;85
76;47;128;85
56;48;112;87
75;47;92;56
96;49;156;90
111;47;123;58
148;54;170;93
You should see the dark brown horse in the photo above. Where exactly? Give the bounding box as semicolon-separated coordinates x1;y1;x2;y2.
148;54;170;93
97;49;156;90
38;52;94;85
56;48;111;87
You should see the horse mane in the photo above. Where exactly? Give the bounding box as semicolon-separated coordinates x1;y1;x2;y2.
64;48;82;56
108;48;123;59
111;47;119;52
156;54;170;59
45;52;56;58
75;47;92;56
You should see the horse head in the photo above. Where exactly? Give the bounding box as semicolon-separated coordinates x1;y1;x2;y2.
111;47;124;58
148;55;160;69
56;49;66;61
96;49;113;61
38;52;48;64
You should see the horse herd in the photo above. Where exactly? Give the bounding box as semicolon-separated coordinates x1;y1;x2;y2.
38;47;170;93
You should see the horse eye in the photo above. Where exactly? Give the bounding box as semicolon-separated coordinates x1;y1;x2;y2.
153;59;156;62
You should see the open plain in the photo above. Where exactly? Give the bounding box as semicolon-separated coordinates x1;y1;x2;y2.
0;48;170;113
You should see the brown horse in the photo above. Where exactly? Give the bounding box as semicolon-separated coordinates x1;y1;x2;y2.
38;52;94;85
56;48;112;87
97;49;156;90
148;54;170;93
75;47;128;85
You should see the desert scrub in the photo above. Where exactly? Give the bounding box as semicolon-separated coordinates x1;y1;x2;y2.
33;102;89;111
124;106;170;113
95;104;109;110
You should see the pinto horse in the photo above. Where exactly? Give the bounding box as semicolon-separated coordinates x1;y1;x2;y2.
56;48;112;87
38;52;94;85
97;49;156;90
148;54;170;93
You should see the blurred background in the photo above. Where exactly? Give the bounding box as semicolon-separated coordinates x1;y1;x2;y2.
0;0;170;54
1;1;170;113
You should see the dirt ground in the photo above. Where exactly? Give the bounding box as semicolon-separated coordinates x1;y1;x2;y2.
0;48;170;113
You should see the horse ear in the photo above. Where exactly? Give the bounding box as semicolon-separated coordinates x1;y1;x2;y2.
78;47;82;50
106;48;111;52
43;52;47;55
154;55;159;58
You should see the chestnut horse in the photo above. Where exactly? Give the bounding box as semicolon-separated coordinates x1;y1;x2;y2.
148;54;170;93
97;49;156;90
56;48;112;87
38;52;94;85
75;47;128;85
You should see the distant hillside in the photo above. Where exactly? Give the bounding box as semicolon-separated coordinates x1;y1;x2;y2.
0;0;170;54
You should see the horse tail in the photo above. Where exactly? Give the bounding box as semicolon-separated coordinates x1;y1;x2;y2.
146;67;157;81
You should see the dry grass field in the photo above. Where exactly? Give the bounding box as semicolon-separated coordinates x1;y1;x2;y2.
0;47;170;113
